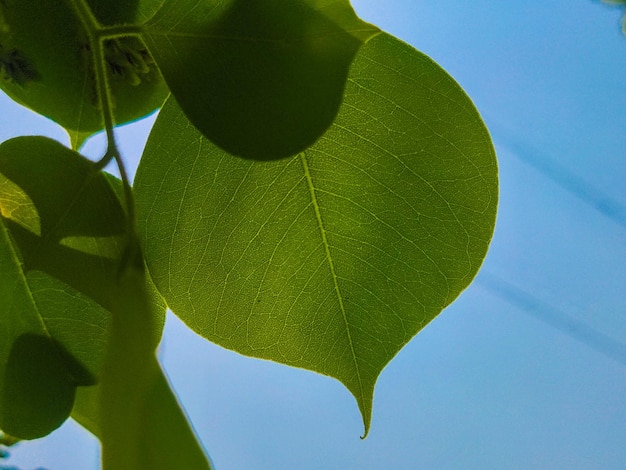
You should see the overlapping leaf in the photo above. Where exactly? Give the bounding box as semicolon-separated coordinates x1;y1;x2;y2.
0;1;168;148
142;0;379;160
0;137;210;468
135;33;498;435
0;136;123;438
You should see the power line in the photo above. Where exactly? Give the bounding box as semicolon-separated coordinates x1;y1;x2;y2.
492;126;626;229
477;271;626;367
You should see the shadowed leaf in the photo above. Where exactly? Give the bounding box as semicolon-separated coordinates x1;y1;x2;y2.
0;1;168;149
0;136;122;439
0;137;211;468
143;0;379;160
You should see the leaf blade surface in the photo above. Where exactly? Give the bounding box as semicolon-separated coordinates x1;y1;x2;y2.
135;33;498;434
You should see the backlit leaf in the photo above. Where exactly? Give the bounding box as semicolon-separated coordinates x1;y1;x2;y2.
135;33;498;435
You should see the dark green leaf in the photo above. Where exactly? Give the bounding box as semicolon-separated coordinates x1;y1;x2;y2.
73;364;214;470
84;0;165;24
142;0;379;160
135;33;498;435
0;136;122;438
0;1;168;148
0;137;120;438
2;333;82;439
86;0;140;25
0;137;211;468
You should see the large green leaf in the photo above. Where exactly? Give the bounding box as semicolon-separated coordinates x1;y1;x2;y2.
0;137;211;468
135;33;498;434
142;0;379;160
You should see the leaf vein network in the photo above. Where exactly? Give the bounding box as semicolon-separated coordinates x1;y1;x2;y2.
299;152;365;403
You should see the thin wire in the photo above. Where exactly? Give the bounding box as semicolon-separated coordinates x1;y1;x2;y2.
492;126;626;229
479;127;626;365
477;271;626;367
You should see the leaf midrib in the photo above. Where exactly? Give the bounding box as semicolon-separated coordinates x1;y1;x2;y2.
299;152;363;400
0;196;50;341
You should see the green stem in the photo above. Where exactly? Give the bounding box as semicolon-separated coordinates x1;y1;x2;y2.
98;24;144;39
68;0;100;32
91;40;118;169
69;0;138;242
114;151;139;250
68;0;117;165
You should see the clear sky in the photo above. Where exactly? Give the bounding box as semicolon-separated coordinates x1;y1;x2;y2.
3;1;626;469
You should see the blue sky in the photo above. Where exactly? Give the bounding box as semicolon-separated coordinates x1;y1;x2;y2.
3;1;626;468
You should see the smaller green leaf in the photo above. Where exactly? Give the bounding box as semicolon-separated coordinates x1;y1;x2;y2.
0;136;211;467
28;271;110;386
0;136;124;439
0;1;168;143
2;333;82;439
143;0;379;160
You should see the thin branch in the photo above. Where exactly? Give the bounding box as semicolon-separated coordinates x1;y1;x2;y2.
99;24;144;40
70;0;139;246
91;37;119;170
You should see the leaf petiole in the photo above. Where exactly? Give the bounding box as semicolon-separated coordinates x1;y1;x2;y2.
68;0;140;253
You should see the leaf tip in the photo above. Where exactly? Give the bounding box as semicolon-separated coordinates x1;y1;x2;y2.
359;407;372;440
354;384;374;440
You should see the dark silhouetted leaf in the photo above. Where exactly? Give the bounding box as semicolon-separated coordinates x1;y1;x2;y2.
2;334;82;439
143;0;379;160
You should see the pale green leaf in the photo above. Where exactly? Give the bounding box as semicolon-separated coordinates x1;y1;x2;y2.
142;0;379;160
135;33;498;435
